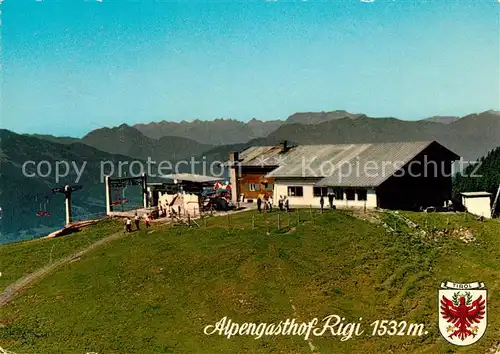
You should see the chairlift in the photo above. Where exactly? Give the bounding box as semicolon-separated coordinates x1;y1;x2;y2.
111;198;129;206
111;187;129;206
35;195;51;217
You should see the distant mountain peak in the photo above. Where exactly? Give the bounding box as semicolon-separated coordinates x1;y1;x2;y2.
423;116;460;124
285;110;362;125
117;123;132;130
133;118;283;145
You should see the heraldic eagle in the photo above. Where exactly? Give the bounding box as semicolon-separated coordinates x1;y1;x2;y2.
440;292;485;340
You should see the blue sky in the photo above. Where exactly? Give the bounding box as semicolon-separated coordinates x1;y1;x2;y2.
2;0;499;137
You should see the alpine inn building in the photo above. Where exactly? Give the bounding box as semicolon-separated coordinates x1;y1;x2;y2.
228;140;460;210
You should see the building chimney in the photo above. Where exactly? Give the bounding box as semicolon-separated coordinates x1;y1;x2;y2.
229;151;239;162
280;140;288;153
229;151;240;203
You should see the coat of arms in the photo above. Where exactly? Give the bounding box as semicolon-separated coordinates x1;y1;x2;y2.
438;281;487;346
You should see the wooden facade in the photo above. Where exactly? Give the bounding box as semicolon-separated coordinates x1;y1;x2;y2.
237;167;276;200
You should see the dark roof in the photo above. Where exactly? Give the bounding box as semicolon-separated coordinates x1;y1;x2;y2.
234;141;460;187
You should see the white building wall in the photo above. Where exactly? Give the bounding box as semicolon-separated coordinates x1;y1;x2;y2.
462;196;492;219
367;189;377;207
158;192;201;216
274;179;378;209
334;188;377;209
274;179;317;207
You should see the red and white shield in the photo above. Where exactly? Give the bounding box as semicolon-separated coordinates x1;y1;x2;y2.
438;281;487;346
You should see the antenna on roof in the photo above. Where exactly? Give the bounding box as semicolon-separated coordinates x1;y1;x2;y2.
280;140;289;153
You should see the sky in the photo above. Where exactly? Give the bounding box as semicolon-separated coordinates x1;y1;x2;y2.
1;0;499;137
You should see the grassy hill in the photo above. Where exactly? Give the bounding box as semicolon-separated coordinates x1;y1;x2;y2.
1;210;499;353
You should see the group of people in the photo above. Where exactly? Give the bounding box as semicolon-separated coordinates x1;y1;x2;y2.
256;194;293;213
256;194;273;213
254;193;336;214
124;213;151;232
157;204;185;218
278;195;290;212
319;193;336;211
150;204;183;219
124;203;188;232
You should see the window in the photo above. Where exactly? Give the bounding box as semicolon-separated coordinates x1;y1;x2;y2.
248;184;260;192
287;186;303;197
345;188;355;201
313;187;328;197
334;188;344;200
265;183;274;191
357;189;367;201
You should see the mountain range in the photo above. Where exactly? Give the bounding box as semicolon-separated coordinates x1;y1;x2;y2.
2;109;499;243
81;124;212;162
28;110;500;162
133;118;283;145
251;110;500;161
0;129;146;243
423;116;461;124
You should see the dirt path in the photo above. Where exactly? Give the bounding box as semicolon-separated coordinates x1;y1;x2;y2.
0;231;125;307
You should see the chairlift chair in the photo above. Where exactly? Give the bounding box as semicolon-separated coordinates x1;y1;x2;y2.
35;195;51;217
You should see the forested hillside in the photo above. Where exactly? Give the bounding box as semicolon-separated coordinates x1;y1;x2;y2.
453;145;500;215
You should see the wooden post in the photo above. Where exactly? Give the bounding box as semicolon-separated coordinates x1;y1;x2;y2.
252;213;255;228
105;176;112;215
296;209;299;224
142;173;148;208
188;213;191;226
364;200;366;214
277;213;280;230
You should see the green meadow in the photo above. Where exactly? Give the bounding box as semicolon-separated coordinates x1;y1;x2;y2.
1;210;499;353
